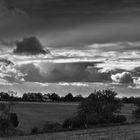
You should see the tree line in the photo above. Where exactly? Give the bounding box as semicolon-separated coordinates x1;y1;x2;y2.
0;92;84;102
1;91;140;103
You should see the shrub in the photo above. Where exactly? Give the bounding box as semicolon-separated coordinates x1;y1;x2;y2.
42;121;61;132
9;113;19;128
62;116;86;129
111;115;126;123
62;118;72;129
31;127;38;134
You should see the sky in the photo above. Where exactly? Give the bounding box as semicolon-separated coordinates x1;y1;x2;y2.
0;0;140;97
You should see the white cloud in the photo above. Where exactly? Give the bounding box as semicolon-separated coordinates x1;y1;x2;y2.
58;82;89;87
111;72;134;84
0;62;25;84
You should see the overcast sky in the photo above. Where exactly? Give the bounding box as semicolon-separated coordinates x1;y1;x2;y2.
0;0;140;97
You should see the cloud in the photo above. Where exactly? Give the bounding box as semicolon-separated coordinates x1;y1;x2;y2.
0;0;27;18
0;58;25;84
17;62;111;83
0;58;13;66
58;82;89;87
111;72;134;84
13;37;50;55
0;65;25;84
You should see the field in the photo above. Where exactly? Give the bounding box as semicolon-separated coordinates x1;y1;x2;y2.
13;102;78;132
4;123;140;140
11;102;136;132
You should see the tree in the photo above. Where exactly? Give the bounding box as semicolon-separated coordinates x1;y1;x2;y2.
50;93;60;102
64;93;74;102
77;89;123;127
74;95;84;102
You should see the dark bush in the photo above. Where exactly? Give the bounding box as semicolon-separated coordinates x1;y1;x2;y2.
31;127;38;134
111;115;126;123
42;121;61;132
62;118;72;129
62;116;86;129
9;113;19;128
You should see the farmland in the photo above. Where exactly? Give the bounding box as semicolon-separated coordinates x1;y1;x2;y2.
0;102;139;140
13;102;78;132
10;102;135;132
4;123;140;140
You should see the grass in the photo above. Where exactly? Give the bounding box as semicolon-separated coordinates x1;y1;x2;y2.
13;102;78;132
4;102;137;132
121;103;136;122
0;102;139;140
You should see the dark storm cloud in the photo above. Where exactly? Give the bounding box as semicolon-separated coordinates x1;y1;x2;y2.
17;62;111;83
1;0;140;48
13;37;50;55
5;0;140;17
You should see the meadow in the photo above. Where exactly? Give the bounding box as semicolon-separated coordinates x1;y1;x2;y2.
12;102;135;132
13;102;78;132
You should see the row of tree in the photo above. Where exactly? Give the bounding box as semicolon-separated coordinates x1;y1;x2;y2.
0;92;84;102
1;91;140;103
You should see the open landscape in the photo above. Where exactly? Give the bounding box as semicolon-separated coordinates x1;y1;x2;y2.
13;102;78;132
11;102;135;132
1;103;139;140
1;0;140;139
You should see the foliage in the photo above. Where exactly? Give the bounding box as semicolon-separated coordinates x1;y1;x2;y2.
62;116;85;129
111;115;126;123
9;113;19;128
64;93;74;102
42;121;61;132
63;89;124;129
22;93;44;102
49;93;60;102
77;89;123;126
30;127;38;134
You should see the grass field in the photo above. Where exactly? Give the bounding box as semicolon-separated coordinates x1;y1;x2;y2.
13;102;78;132
0;102;139;140
0;101;136;133
10;102;136;133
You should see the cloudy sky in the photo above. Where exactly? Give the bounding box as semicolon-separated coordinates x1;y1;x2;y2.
0;0;140;97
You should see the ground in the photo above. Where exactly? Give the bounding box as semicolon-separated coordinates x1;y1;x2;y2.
11;102;135;132
13;102;78;132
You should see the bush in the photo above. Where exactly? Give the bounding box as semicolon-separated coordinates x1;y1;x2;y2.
42;121;61;132
62;118;72;129
62;116;86;129
31;127;38;134
9;113;19;128
111;115;126;123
